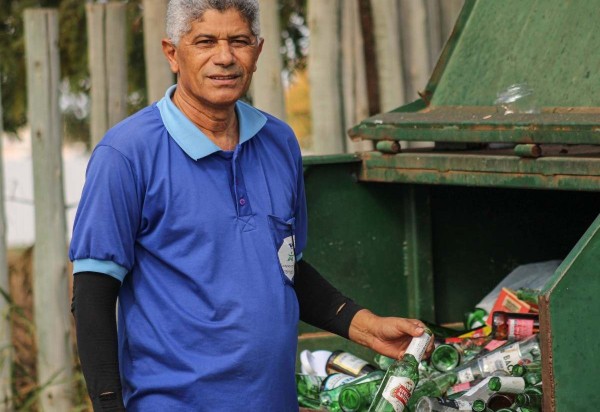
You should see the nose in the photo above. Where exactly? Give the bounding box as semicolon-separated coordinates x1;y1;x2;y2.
212;39;235;66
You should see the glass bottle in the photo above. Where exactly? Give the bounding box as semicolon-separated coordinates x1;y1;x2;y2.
368;329;433;411
327;350;378;377
487;376;525;394
321;371;384;412
515;392;542;409
414;396;474;412
338;374;385;412
408;373;458;411
323;373;356;391
296;373;324;400
431;344;461;372
510;362;541;377
374;354;395;371
298;394;322;410
490;312;539;341
485;393;515;411
464;308;488;329
471;399;487;412
453;335;540;384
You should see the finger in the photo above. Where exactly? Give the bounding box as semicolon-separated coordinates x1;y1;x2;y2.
392;317;426;337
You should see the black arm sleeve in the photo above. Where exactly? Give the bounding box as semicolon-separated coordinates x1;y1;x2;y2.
71;272;125;411
294;260;363;339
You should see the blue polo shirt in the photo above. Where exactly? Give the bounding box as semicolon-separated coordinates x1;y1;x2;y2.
69;85;307;411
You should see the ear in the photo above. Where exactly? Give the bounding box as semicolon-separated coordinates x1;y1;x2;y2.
162;39;179;74
253;37;265;72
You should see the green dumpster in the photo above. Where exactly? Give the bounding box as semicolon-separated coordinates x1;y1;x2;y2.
298;1;600;411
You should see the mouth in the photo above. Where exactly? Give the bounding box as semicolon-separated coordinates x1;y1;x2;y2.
208;74;240;81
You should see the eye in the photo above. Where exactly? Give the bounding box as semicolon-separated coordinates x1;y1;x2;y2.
195;39;216;47
230;38;252;48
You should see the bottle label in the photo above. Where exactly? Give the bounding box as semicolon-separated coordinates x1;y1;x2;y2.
495;376;526;393
484;339;506;352
480;343;521;374
322;373;355;391
330;352;369;376
404;332;432;362
436;397;472;410
457;368;475;383
381;376;414;412
508;319;535;339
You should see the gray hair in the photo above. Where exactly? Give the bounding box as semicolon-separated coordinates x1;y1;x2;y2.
166;0;260;46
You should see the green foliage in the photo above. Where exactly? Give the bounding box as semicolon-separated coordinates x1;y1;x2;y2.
0;0;308;140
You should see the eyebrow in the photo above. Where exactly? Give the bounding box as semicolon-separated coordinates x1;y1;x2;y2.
191;33;254;40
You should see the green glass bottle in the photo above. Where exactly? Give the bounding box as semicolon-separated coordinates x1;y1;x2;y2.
321;371;385;412
298;394;323;410
510;362;541;378
374;354;396;371
338;374;384;412
471;399;487;412
487;376;525;394
296;373;325;400
368;329;433;411
515;392;542;409
464;308;488;329
431;344;461;372
524;385;543;396
407;373;458;411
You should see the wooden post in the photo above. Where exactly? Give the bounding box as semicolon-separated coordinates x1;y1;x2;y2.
341;0;372;152
0;78;12;412
86;3;128;149
24;9;73;412
440;0;465;40
370;0;406;112
142;0;173;104
251;0;286;120
307;0;345;154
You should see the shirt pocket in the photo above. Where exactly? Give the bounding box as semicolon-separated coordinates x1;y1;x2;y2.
267;214;296;286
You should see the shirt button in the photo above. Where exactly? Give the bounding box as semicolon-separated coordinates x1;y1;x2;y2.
239;198;246;206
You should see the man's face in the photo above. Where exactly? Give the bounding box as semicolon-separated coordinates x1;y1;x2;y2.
163;9;263;110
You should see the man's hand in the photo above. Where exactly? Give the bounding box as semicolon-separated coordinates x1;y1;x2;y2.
348;309;434;360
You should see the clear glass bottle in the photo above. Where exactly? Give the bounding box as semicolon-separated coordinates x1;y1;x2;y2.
414;396;474;412
368;329;433;411
490;312;539;341
453;335;540;384
408;373;458;411
327;350;378;377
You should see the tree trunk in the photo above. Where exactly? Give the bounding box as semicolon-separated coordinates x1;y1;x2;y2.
86;3;128;149
142;0;173;104
307;0;345;154
251;0;286;120
24;9;73;412
0;75;12;412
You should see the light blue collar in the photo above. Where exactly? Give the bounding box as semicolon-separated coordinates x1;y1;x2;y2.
157;85;267;160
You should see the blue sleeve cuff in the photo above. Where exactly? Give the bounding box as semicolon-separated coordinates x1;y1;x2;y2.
73;259;128;283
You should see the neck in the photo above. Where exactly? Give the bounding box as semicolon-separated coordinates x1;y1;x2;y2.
172;88;239;151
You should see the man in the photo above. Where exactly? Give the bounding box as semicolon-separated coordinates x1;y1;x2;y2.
70;1;431;410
